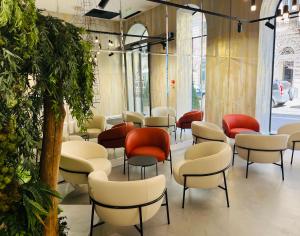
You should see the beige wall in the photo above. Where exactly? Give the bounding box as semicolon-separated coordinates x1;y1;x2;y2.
124;0;262;125
49;0;264;125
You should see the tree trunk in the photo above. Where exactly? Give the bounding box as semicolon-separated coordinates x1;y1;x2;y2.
40;96;65;236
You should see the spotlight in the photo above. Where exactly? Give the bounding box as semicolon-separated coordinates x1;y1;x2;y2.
276;9;282;22
251;0;256;12
98;0;110;9
265;20;275;30
94;36;99;43
108;40;114;47
237;21;243;33
292;0;298;11
283;4;289;20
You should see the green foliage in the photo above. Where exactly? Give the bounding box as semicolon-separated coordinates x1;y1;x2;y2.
0;181;61;236
33;14;95;127
0;1;95;235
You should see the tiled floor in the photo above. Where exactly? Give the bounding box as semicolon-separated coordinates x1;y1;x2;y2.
58;132;300;236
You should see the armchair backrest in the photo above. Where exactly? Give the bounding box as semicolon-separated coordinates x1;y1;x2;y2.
88;171;166;226
123;111;145;126
222;114;260;135
152;106;176;118
61;141;108;160
125;128;170;158
191;121;227;143
235;134;288;163
179;111;203;123
144;116;175;127
86;115;106;131
278;123;300;149
178;142;232;188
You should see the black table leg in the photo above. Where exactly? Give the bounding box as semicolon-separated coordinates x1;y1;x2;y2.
156;163;158;176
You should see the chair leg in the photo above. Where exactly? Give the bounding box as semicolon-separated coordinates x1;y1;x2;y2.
182;177;187;209
90;202;95;236
281;151;284;181
291;142;295;165
174;126;177;141
169;151;173;175
123;150;126;175
222;171;230;208
138;207;143;236
246;150;250;178
165;190;170;224
180;128;183;139
232;144;236;166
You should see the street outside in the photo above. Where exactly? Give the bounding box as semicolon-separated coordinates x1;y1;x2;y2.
271;97;300;132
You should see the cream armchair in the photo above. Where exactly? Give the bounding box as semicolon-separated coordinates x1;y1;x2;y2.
173;142;232;208
152;106;176;118
122;111;145;127
60;141;111;186
88;171;170;236
277;123;300;165
191;121;228;144
235;134;288;180
85;115;107;139
145;116;176;140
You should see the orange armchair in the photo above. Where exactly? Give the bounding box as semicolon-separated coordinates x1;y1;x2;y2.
222;114;260;166
176;111;204;138
98;122;135;149
125;128;172;174
222;114;260;139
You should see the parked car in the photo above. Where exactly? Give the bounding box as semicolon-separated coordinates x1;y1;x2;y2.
272;80;294;107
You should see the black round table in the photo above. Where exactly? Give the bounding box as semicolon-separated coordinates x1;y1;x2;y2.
127;156;158;180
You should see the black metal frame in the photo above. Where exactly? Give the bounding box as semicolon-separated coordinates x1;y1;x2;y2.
235;145;286;180
181;164;231;208
127;159;158;181
89;188;170;236
192;134;226;145
290;140;300;165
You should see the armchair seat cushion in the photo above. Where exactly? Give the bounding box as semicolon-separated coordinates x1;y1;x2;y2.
129;146;166;162
87;128;102;138
229;128;255;138
89;158;112;176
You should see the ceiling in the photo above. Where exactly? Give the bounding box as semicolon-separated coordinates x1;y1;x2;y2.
36;0;159;19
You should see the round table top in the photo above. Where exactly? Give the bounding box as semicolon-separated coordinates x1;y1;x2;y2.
128;156;157;167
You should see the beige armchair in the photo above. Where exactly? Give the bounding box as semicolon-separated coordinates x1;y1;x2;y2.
277;123;300;165
191;121;228;144
85;115;107;139
173;142;232;208
235;134;288;180
152;106;176;118
88;171;170;236
122;111;145;127
60;141;111;186
145;116;176;140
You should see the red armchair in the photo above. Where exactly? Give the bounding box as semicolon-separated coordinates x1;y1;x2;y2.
98;122;135;149
176;111;204;138
125;128;172;174
222;114;260;166
222;114;260;138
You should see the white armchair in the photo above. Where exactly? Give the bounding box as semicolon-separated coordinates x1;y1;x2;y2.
85;115;107;139
88;171;170;236
122;111;145;127
60;141;111;186
235;134;288;180
191;121;228;144
173;142;232;208
144;116;176;140
277;123;300;165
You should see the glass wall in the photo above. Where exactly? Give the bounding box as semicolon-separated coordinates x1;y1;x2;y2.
271;1;300;132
